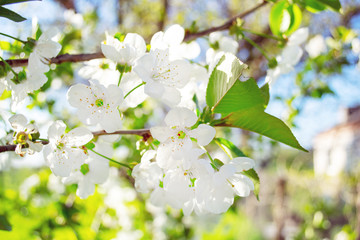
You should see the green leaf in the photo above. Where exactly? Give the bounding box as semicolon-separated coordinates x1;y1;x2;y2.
84;142;95;150
0;0;39;5
259;83;270;108
214;137;246;158
269;1;302;36
0;215;12;231
213;78;265;115
286;4;302;36
206;54;248;110
224;109;307;151
269;0;287;36
0;6;26;22
305;0;326;13
242;168;260;200
316;0;341;12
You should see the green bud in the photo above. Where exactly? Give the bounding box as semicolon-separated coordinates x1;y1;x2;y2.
268;58;278;69
80;163;90;175
114;33;125;42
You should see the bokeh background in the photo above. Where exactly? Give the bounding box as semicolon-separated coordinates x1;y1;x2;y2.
1;0;360;239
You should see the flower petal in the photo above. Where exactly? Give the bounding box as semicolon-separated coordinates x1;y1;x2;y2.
64;127;93;146
188;124;216;146
164;107;197;127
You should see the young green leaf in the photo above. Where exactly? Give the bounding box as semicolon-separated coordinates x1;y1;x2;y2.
242;168;260;200
224;109;307;151
206;53;248;111
316;0;341;12
260;83;270;108
213;78;265;115
214;137;246;158
0;0;40;5
0;6;26;22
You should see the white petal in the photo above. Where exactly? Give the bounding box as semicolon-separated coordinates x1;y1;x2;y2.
150;31;165;50
133;54;156;81
150;126;173;142
230;175;254;197
288;27;309;46
229;157;255;172
47;120;66;140
164;107;197;127
67;84;93;108
144;80;165;98
36;41;62;59
100;111;122;133
77;180;95;199
161;86;181;107
64;127;93;146
9;114;27;131
28;141;43;152
124;33;146;56
106;84;124;108
188;124;216;146
163;24;185;46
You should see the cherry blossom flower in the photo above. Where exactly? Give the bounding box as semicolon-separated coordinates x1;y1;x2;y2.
43;120;93;177
265;28;309;84
9;114;43;157
67;81;123;133
134;50;191;106
101;33;146;67
150;24;200;60
305;35;327;58
205;157;255;214
132;150;163;193
28;28;62;74
62;142;110;199
150;107;215;169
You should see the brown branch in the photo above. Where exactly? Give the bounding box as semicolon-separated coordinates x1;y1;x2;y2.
183;0;268;42
0;129;150;153
1;1;267;68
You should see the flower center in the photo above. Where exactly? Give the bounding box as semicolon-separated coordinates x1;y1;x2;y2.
177;130;186;139
80;163;90;175
15;132;28;144
95;98;104;107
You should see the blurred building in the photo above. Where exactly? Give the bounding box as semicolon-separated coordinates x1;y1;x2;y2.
313;106;360;176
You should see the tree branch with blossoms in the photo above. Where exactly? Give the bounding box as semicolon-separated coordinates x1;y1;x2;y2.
0;1;268;68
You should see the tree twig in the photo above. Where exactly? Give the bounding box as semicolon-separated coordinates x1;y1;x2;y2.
183;0;268;42
0;1;267;68
0;129;150;153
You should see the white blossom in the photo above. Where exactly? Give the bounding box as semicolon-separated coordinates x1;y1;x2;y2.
150;24;200;60
28;28;62;74
9;114;42;157
132;150;163;193
150;107;215;169
265;27;309;84
43;120;93;177
305;34;327;58
62;143;110;199
205;157;255;214
101;33;146;67
133;49;191;106
67;81;123;133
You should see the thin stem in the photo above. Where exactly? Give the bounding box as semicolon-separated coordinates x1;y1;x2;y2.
124;82;145;99
117;71;124;86
214;139;233;160
0;32;26;44
199;145;214;163
0;56;17;76
90;149;132;170
241;28;283;41
243;35;271;61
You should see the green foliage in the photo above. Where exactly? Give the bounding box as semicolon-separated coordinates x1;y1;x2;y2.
214;138;246;158
206;54;306;151
206;55;247;110
242;169;260;200
0;215;12;231
269;0;302;37
0;6;25;22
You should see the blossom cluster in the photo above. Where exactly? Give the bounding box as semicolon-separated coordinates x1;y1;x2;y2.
4;24;261;214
